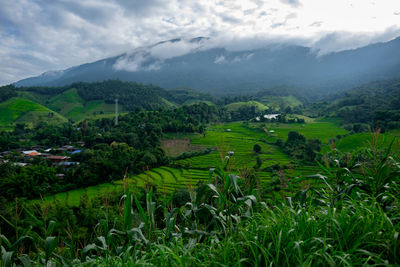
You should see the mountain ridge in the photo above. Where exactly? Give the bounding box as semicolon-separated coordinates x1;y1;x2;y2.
15;37;400;95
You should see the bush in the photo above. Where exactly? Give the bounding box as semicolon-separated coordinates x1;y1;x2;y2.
253;144;261;153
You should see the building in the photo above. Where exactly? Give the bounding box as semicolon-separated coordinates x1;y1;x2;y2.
264;114;280;120
47;155;70;163
22;150;40;156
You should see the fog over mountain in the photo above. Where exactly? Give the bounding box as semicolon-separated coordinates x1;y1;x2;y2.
15;36;400;95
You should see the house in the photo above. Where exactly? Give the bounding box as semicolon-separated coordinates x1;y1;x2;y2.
55;146;76;154
22;150;40;156
76;141;85;147
38;153;51;158
13;162;29;167
0;151;12;157
63;145;76;152
264;114;280;120
47;155;70;163
71;150;82;154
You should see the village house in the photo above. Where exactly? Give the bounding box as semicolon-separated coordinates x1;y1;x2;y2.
47;155;70;163
264;114;280;120
22;150;40;156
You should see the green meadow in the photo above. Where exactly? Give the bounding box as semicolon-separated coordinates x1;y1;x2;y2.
0;97;67;130
39;118;365;206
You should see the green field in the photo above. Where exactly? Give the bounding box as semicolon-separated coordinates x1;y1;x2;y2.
333;131;399;152
257;118;348;145
46;88;117;121
39;167;212;206
38;118;395;207
16;88;121;123
0;97;67;130
258;95;302;110
224;101;269;112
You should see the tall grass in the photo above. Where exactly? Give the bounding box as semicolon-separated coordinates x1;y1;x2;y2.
1;138;399;266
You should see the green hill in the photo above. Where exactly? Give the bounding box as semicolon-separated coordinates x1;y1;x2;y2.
258;95;302;110
47;88;118;121
224;101;269;112
0;97;67;130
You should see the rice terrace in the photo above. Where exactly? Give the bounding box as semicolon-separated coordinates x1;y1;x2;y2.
1;1;400;266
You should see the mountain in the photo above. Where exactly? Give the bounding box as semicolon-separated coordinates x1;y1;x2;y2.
15;37;400;95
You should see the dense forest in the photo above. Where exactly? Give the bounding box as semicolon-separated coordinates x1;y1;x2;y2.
305;78;400;132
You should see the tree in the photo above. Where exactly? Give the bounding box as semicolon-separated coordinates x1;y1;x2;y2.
253;144;262;154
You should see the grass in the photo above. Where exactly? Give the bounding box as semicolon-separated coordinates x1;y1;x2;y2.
36;167;211;206
253;117;348;147
331;131;399;153
46;88;117;121
9;120;400;266
35;183;117;207
37;120;390;208
224;101;269;112
258;95;302;110
0;97;67;129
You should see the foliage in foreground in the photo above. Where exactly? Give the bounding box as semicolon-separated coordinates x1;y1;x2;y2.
1;142;400;266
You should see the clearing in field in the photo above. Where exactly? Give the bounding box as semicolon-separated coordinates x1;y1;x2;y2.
161;139;207;156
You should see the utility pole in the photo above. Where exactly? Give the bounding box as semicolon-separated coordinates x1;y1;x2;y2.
115;99;118;126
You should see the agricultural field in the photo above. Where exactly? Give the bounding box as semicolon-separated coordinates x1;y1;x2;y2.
254;118;348;145
37;117;390;207
0;97;67;130
40;167;211;206
14;88;121;123
46;88;118;121
161;139;206;157
332;131;400;152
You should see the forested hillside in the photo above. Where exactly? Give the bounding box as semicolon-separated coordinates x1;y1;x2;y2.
310;78;400;132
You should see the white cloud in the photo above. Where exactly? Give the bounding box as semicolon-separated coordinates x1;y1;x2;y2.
214;55;227;64
149;39;204;59
1;0;400;85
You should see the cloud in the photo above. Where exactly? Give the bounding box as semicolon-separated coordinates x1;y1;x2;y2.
113;38;209;71
214;55;226;64
149;39;205;59
271;22;286;28
311;26;400;56
1;0;400;85
280;0;302;8
232;53;254;63
310;21;323;27
113;50;165;72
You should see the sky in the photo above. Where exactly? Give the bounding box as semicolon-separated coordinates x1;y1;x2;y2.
1;0;400;85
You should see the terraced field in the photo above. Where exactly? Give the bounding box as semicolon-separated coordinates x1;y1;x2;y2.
39;119;354;206
41;167;212;206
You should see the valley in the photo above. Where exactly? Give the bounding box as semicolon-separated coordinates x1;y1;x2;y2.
1;78;399;266
2;1;400;265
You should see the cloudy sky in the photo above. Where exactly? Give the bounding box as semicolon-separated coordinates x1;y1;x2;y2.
1;0;400;85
